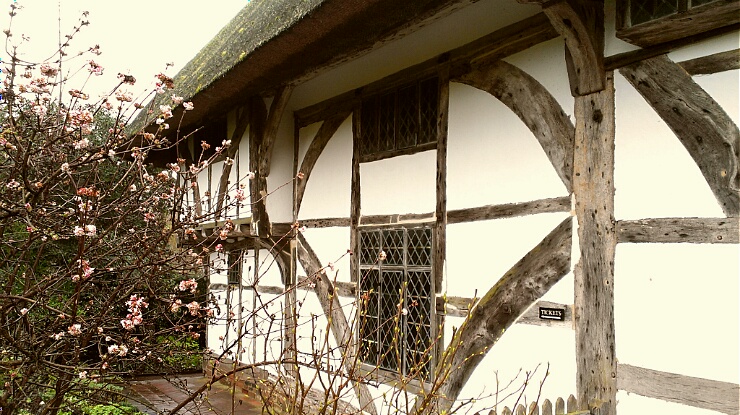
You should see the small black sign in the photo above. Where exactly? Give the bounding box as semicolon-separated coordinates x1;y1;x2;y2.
539;307;565;321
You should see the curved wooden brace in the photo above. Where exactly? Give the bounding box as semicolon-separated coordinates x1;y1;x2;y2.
619;54;740;217
259;85;294;176
295;233;378;415
419;217;572;414
295;110;352;215
543;0;604;96
455;60;575;191
215;107;251;215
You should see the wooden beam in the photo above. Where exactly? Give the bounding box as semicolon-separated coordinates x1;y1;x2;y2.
215;107;251;216
618;363;740;415
249;96;271;237
604;23;740;71
350;110;361;282
679;48;740;76
427;218;573;414
455;61;575;191
295;111;352;215
615;0;740;47
447;196;571;224
297;276;356;297
617;217;739;244
542;0;605;96
283;196;572;230
620;55;740;217
258;85;294;177
295;233;377;415
294;13;558;127
434;69;450;293
442;297;574;329
572;73;617;412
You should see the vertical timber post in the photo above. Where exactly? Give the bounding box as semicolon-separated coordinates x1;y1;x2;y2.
350;108;361;282
283;118;300;378
573;72;617;413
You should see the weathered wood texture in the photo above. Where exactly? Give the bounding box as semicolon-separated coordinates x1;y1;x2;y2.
249;96;271;237
542;0;605;96
616;0;740;47
295;233;377;415
287;197;571;229
295;111;351;214
679;48;740;75
620;55;740;216
617;217;739;244
350;110;361;282
215;107;250;215
489;395;593;415
435;70;449;293
295;13;558;127
443;297;574;329
429;218;572;414
296;276;356;297
572;74;617;412
447;196;571;223
258;86;293;176
605;23;740;71
618;363;740;415
455;61;574;191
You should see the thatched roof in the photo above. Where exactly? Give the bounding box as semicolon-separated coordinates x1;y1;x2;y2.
130;0;474;140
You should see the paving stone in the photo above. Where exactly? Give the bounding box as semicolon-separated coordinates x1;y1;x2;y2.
127;374;264;414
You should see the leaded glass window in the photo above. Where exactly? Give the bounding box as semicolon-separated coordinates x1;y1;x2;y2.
359;77;439;160
227;250;242;285
626;0;722;26
358;226;434;379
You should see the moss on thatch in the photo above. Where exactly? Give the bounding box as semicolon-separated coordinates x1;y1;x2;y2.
129;0;324;133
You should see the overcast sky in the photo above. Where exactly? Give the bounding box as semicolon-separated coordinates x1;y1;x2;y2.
2;0;245;100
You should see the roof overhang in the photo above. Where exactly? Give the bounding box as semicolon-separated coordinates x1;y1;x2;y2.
130;0;481;141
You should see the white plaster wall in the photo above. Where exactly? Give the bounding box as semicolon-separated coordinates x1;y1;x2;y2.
447;81;569;209
298;117;353;220
360;151;437;216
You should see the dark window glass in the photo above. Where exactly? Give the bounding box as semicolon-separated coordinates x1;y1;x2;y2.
358;226;434;378
227;250;242;285
359;77;439;159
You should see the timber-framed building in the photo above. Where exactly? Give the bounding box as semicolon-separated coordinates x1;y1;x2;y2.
134;0;740;413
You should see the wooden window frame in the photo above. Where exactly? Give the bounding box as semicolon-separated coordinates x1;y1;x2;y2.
616;0;740;46
356;224;437;384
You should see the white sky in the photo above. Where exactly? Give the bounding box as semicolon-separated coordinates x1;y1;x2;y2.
2;0;245;100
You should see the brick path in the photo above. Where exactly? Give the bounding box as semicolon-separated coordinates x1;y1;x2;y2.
127;374;264;414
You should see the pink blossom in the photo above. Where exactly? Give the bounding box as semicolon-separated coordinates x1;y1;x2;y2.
68;324;82;336
186;301;200;316
178;278;198;293
183;102;194;111
88;60;104;76
120;319;135;330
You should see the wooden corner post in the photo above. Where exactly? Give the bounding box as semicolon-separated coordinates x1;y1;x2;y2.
573;71;617;413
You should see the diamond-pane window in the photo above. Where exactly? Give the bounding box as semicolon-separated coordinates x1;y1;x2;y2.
358;225;434;379
227;250;243;285
630;0;679;24
358;77;439;160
